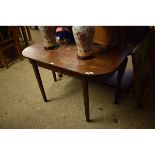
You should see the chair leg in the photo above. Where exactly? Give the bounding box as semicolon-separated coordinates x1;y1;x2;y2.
26;26;32;41
0;49;8;68
20;26;29;47
114;57;128;104
15;44;23;60
12;27;23;60
18;27;25;47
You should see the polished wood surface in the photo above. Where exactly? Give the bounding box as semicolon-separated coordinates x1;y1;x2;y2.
23;41;128;76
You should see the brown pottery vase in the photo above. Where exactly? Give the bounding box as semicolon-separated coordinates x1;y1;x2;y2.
38;26;59;50
72;26;95;59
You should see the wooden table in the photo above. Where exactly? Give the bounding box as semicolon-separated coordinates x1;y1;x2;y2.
22;41;129;122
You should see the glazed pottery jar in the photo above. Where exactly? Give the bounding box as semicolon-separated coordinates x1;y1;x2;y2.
72;26;95;59
38;26;59;50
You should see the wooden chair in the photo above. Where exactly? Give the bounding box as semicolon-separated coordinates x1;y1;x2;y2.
131;28;154;107
18;26;32;47
0;26;23;68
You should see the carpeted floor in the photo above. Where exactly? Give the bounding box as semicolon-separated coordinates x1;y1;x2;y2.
0;29;155;129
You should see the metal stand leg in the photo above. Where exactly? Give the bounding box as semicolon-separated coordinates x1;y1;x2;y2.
82;76;90;122
31;60;48;102
115;57;128;104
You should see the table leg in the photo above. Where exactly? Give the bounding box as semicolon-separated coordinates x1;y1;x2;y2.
31;61;48;102
58;73;63;78
52;71;57;82
115;57;128;104
82;77;90;122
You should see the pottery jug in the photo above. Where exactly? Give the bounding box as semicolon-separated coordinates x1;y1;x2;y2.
72;26;95;59
38;26;58;50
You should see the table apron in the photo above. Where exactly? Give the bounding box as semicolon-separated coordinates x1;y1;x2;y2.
29;59;89;80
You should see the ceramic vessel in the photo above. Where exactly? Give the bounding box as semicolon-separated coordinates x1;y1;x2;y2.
38;26;58;50
72;26;95;59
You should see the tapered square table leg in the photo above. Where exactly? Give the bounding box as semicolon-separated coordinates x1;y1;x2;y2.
82;77;90;122
30;60;48;102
